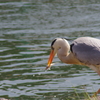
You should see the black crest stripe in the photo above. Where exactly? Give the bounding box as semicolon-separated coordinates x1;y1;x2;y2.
51;39;57;46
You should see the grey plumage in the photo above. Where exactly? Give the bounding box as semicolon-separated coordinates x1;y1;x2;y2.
46;37;100;75
46;37;100;95
72;37;100;65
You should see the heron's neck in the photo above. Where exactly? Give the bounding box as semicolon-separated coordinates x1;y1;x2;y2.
57;46;81;65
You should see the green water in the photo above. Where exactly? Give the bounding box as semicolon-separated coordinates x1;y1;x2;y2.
0;0;100;100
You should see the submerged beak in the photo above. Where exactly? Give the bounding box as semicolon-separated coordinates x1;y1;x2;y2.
45;50;55;70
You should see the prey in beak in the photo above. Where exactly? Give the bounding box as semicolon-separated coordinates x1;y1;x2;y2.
45;50;55;70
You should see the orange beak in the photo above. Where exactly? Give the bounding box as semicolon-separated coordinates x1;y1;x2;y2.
45;50;55;70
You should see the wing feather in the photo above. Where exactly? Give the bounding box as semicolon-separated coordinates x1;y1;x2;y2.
72;37;100;65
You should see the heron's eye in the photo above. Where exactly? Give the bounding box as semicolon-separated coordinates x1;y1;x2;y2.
59;47;61;49
51;46;54;50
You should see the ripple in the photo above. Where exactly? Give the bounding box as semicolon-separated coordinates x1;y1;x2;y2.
0;48;11;52
20;51;46;54
1;63;31;68
0;54;20;58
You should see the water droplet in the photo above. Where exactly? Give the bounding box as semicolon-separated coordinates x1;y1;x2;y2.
38;73;41;75
43;96;46;98
33;74;35;76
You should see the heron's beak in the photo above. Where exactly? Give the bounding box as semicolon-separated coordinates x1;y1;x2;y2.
45;50;55;70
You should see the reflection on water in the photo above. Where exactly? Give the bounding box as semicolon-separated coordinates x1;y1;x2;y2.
0;0;100;100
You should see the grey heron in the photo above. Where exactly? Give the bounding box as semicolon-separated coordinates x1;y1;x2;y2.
46;37;100;75
46;37;100;97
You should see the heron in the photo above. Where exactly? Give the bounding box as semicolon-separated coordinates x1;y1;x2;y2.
45;37;100;75
45;36;100;98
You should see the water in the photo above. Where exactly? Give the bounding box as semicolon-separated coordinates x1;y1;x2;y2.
0;0;100;100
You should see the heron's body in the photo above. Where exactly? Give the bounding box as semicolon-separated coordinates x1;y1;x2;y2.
46;37;100;75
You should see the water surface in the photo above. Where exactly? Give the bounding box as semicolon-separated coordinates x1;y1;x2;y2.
0;0;100;100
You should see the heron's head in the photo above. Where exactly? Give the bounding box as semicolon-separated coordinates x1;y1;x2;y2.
45;38;69;70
